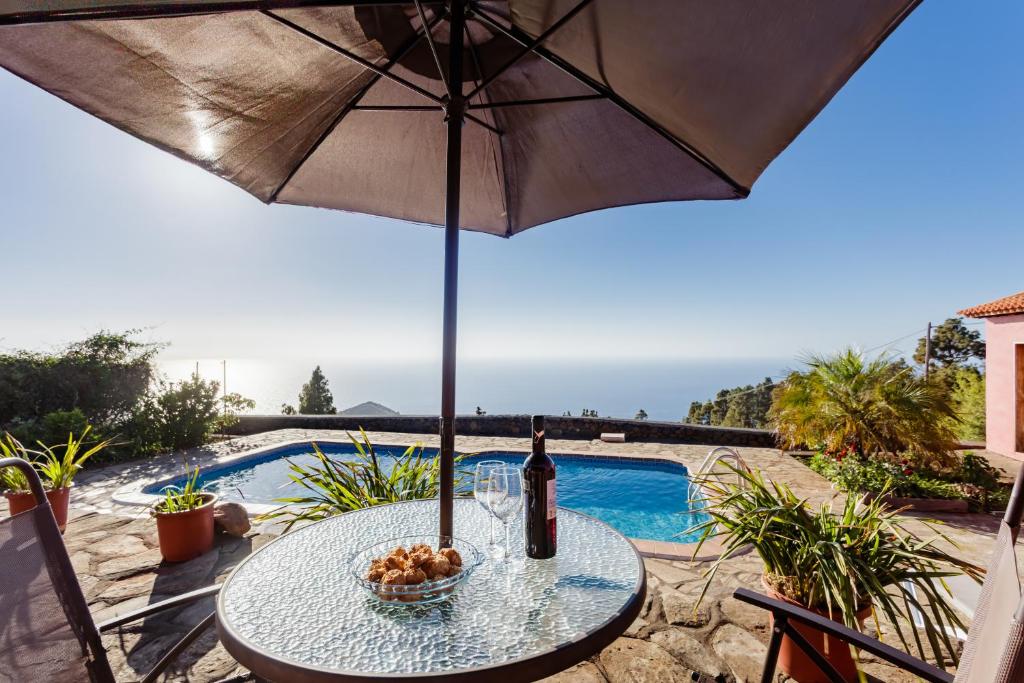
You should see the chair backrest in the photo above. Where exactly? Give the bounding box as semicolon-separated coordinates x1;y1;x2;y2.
954;464;1024;683
0;457;114;683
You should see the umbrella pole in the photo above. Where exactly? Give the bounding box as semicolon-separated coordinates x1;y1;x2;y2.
439;0;466;541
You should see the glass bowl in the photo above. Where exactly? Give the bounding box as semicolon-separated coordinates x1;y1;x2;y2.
349;535;484;605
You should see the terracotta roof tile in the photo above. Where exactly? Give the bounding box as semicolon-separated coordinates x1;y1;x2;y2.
959;291;1024;318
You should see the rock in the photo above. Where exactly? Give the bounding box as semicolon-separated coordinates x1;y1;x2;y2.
214;502;250;537
599;637;693;683
644;558;695;587
96;572;157;602
662;588;711;627
170;595;217;628
720;595;769;633
712;624;768;683
641;590;662;622
114;516;159;544
179;639;243;682
69;550;92;575
64;529;113;553
153;547;220;594
650;629;730;681
97;548;165;580
91;534;150;559
540;661;607;682
624;616;649;638
66;513;132;535
115;633;182;680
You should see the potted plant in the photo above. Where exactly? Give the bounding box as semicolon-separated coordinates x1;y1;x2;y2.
152;463;217;562
689;466;983;682
2;428;111;533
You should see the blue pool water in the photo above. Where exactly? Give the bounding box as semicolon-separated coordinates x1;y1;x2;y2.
148;443;709;542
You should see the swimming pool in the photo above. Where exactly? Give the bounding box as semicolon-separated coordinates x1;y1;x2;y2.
146;442;709;543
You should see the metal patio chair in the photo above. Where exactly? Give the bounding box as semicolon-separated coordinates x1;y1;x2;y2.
734;463;1024;683
0;457;223;683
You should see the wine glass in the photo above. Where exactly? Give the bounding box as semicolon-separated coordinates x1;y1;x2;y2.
487;466;524;566
473;460;506;557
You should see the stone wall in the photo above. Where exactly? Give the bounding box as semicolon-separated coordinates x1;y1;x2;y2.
227;415;777;448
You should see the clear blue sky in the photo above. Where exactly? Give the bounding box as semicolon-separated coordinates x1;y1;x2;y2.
2;0;1021;365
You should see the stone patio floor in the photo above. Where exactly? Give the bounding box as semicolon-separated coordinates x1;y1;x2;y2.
6;430;1018;682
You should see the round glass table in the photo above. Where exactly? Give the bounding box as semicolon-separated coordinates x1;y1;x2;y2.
216;498;646;682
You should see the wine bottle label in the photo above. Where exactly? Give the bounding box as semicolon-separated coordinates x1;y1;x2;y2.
547;478;556;520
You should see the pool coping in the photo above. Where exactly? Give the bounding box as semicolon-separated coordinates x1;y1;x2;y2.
112;438;712;562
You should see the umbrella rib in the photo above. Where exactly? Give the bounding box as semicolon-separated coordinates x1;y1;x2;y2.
465;22;512;236
470;4;750;197
413;0;450;98
464;0;596;102
267;7;447;204
468;94;605;109
345;103;499;135
0;1;442;26
353;105;443;111
260;10;443;106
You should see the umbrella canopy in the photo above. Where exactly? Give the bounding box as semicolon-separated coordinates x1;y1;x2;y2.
0;0;920;235
0;0;922;538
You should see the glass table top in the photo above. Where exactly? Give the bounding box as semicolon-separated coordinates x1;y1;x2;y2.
218;498;644;679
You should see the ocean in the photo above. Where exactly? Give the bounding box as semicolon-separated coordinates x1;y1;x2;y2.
159;357;791;422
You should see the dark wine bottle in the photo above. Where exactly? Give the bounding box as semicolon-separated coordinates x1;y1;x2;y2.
524;415;557;558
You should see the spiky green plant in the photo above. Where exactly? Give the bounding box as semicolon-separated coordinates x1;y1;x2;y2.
0;432;35;493
155;462;208;513
770;348;959;464
689;465;983;671
260;430;466;532
34;426;114;490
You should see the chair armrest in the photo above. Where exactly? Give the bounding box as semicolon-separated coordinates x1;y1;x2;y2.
733;588;954;683
97;584;221;632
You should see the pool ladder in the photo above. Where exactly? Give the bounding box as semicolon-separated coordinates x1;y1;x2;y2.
687;447;751;507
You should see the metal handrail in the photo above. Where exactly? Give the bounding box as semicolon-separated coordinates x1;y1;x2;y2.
688;447;751;505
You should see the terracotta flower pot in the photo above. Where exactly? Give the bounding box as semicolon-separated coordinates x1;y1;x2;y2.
5;486;71;533
153;493;217;563
764;578;871;683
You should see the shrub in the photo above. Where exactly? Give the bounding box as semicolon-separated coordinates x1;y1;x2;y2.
0;331;255;465
153;375;222;451
770;348;959;464
946;366;985;442
809;449;1007;510
0;330;158;426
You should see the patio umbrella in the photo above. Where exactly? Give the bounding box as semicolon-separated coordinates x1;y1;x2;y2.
0;0;922;539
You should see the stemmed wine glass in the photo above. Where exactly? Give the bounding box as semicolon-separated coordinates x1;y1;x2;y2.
473;460;506;557
487;466;524;567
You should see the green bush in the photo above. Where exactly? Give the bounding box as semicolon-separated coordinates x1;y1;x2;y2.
0;331;254;465
809;449;1007;511
0;331;158;426
153;376;221;451
771;348;960;465
945;366;986;442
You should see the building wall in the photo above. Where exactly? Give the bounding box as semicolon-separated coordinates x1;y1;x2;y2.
985;314;1024;460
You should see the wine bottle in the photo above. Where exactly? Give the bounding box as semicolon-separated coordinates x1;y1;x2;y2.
524;415;557;558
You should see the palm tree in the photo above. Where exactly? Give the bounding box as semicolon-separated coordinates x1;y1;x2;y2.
770;348;959;462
